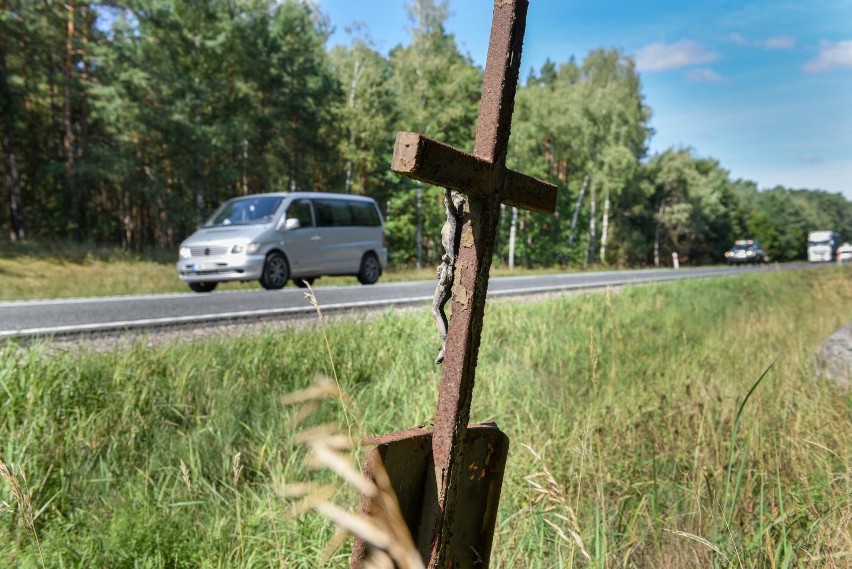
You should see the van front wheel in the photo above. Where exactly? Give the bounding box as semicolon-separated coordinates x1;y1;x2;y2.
357;253;381;285
260;253;289;290
189;281;217;293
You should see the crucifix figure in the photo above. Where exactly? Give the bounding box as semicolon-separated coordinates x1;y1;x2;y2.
352;2;556;567
433;188;464;365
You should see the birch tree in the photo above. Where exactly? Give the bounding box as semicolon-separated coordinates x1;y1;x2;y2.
329;38;398;197
386;0;480;266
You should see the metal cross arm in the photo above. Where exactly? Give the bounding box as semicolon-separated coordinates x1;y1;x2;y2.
392;131;557;214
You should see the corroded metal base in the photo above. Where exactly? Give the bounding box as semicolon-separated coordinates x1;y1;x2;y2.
350;423;509;568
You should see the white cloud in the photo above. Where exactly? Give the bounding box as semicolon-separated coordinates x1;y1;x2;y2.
685;67;725;83
635;40;719;72
804;40;852;73
727;33;748;46
799;156;821;165
762;36;795;50
727;33;795;50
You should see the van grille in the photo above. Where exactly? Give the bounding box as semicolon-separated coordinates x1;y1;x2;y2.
189;246;229;257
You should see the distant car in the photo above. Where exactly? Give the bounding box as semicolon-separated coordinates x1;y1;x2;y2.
725;239;765;265
838;242;852;263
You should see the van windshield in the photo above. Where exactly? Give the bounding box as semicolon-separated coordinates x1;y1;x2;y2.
205;196;283;227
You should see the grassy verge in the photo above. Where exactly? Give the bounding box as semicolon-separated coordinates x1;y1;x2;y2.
1;267;850;567
0;240;610;301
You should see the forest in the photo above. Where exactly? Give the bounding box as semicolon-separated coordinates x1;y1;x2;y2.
1;0;850;268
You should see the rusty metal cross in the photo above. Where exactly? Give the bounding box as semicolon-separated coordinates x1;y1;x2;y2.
353;1;556;567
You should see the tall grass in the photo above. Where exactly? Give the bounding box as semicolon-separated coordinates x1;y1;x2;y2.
1;267;850;567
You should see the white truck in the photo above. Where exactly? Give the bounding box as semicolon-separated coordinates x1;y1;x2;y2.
837;242;852;263
807;230;840;262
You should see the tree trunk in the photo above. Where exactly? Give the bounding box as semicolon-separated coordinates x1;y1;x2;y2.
0;38;25;241
122;180;133;249
587;177;597;265
508;206;518;270
241;138;249;195
256;90;268;193
568;175;588;246
345;160;353;194
415;182;423;269
287;120;299;191
78;4;93;237
21;64;42;231
599;185;610;263
654;216;661;267
344;57;363;194
64;2;79;240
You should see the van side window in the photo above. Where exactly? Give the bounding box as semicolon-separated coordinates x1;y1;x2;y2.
314;199;354;227
350;201;381;226
286;199;314;227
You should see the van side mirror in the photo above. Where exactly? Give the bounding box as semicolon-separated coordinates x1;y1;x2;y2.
278;217;301;231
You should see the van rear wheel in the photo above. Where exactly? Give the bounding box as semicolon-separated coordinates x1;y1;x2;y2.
357;253;381;285
260;252;289;290
189;282;218;293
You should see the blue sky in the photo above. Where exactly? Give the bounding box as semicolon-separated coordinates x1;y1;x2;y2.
317;0;852;200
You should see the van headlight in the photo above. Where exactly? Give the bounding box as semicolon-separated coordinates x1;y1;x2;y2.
231;242;260;254
179;246;191;259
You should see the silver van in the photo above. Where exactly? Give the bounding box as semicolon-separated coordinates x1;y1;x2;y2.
176;192;388;292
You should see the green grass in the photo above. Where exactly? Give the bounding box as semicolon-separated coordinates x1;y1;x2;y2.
1;267;850;567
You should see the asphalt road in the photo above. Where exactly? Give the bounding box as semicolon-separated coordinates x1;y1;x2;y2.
0;262;819;339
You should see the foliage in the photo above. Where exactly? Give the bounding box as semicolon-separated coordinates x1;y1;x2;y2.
2;0;340;248
385;0;481;266
504;50;652;267
0;0;849;265
328;38;399;198
735;184;851;262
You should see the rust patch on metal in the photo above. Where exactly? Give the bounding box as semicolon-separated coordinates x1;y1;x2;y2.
451;280;468;309
460;224;475;248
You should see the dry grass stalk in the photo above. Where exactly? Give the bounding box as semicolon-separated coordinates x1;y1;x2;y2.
521;444;591;562
288;288;421;566
589;323;599;393
179;459;192;494
0;460;47;568
232;451;243;488
357;454;424;569
282;380;424;568
664;529;730;565
303;284;356;448
280;376;339;406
